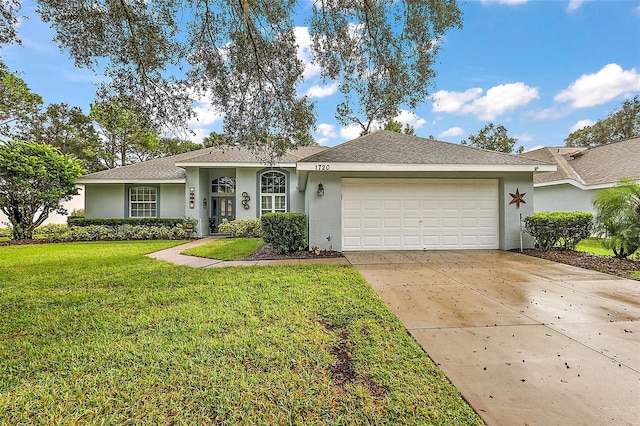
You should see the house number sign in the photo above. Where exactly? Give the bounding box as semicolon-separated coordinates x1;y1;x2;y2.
315;164;331;171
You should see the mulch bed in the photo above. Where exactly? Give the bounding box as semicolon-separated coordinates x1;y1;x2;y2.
519;248;639;281
246;243;344;260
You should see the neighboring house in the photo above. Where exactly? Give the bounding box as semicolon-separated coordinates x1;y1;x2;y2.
0;186;85;227
520;137;640;215
77;131;555;251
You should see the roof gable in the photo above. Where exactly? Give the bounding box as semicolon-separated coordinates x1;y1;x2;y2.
522;137;640;187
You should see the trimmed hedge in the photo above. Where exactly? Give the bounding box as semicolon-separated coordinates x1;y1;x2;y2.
524;211;593;250
68;217;190;228
36;223;193;242
261;212;307;254
218;218;262;238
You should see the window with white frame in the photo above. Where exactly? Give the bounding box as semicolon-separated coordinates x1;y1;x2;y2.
260;171;287;215
129;186;157;218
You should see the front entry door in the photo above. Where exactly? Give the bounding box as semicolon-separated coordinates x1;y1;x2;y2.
210;197;236;233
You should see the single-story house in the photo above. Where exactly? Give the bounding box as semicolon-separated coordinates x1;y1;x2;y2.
520;137;640;215
77;131;556;251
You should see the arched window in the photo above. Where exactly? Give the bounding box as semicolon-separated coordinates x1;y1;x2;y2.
212;177;236;194
129;186;157;217
260;171;287;215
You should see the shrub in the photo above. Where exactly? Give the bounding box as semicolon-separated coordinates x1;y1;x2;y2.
35;224;71;242
593;178;640;259
0;226;11;238
524;212;593;250
260;212;307;254
68;217;187;229
218;218;262;238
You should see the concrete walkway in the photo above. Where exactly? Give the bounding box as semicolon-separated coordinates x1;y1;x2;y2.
345;250;640;426
146;237;349;267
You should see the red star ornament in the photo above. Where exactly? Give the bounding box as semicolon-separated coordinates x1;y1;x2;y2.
509;188;526;208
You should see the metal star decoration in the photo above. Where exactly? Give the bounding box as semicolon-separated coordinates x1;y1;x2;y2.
509;188;526;208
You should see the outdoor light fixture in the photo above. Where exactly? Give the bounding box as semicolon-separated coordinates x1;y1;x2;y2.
317;183;325;197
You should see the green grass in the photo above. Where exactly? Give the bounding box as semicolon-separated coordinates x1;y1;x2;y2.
576;237;640;257
181;237;264;261
0;241;481;425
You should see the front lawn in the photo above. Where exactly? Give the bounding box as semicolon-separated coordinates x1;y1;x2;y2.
0;241;481;424
576;237;639;257
182;237;264;260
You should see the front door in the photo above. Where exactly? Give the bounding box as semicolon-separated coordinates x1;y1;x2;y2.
210;197;235;233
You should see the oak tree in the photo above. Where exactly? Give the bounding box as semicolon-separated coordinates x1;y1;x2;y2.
565;96;640;147
20;0;462;156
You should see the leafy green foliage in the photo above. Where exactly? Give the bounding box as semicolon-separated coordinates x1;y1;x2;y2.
524;212;593;250
90;97;159;168
261;212;308;254
0;70;43;140
565;96;640;147
0;241;482;424
36;223;193;241
182;238;264;260
383;120;415;135
217;218;262;238
29;1;461;156
462;123;522;154
0;141;84;240
312;1;462;135
575;238;639;258
593;178;640;259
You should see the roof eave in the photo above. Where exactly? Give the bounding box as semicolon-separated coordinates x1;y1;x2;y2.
296;163;557;172
78;178;186;184
174;161;298;168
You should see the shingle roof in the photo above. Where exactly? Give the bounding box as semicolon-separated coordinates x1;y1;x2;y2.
299;130;551;166
176;145;327;165
78;145;328;181
520;137;640;186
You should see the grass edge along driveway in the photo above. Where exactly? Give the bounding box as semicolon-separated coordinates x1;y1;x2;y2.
0;241;482;425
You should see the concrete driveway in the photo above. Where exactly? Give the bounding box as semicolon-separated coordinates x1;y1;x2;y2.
345;250;640;426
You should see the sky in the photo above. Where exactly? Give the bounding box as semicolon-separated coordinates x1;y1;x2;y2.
2;0;640;152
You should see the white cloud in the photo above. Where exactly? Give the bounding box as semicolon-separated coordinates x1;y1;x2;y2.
433;83;539;120
306;82;339;98
395;109;427;129
340;125;362;141
569;119;596;133
480;0;528;5
554;63;640;108
432;88;482;114
636;5;640;16
567;0;586;13
188;100;223;127
190;128;211;145
439;127;465;138
315;123;337;145
294;26;321;80
514;133;535;142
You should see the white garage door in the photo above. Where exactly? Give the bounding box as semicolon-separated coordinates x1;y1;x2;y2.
342;178;499;251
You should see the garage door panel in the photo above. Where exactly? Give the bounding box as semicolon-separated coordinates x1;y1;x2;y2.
342;179;498;251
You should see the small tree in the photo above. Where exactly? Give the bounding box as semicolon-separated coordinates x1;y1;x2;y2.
593;178;640;259
462;123;523;154
0;141;84;240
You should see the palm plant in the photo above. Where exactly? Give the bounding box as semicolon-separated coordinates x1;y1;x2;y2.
593;178;640;259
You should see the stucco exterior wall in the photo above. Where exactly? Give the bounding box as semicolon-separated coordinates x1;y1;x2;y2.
305;171;537;252
533;184;596;214
85;184;125;218
159;184;186;218
499;173;535;251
